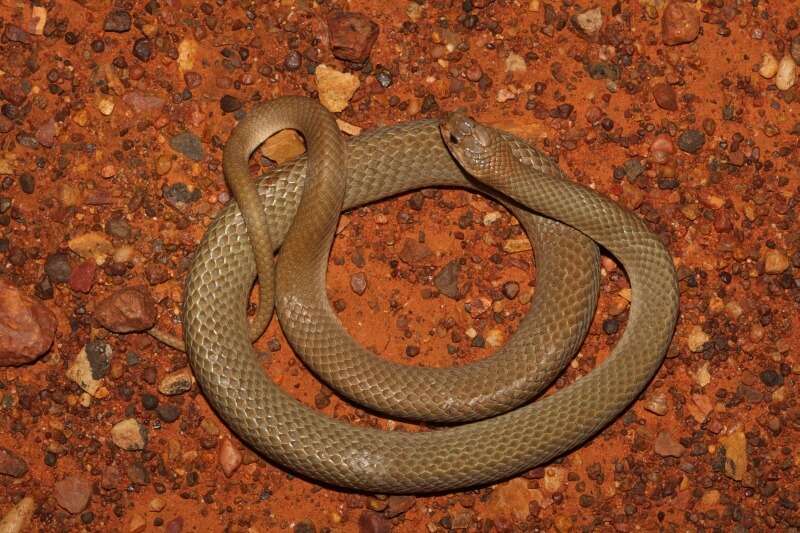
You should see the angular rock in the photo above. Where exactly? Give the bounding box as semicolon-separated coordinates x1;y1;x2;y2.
104;10;131;32
719;430;747;481
0;280;56;366
95;287;157;333
261;130;305;165
327;12;379;63
54;475;91;514
0;448;28;478
121;92;166;115
654;430;685;457
764;249;789;274
398;239;433;265
315;64;360;113
218;438;242;477
434;260;462;299
484;478;533;522
67;342;111;397
68;261;97;293
158;370;193;396
111;418;148;451
0;496;35;533
169;132;204;161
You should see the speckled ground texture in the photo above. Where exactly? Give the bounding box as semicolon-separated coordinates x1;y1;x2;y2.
1;0;799;532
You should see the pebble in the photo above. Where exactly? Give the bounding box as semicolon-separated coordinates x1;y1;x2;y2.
283;50;301;71
572;7;603;38
384;495;415;518
501;281;519;299
484;478;533;522
315;64;360;113
68;261;97;293
0;279;57;366
67;342;111;397
262;130;305;164
35;120;56;147
760;369;782;387
654;431;685;457
111;418;148;451
96;97;115;116
504;53;526;73
219;438;242;477
132;38;153;61
327;12;379;63
156;404;180;423
169;132;205;161
54;475;92;514
719;430;747;481
128;513;147;533
677;129;705;154
764;249;789;274
350;273;368;295
95;287;157;333
484;328;505;347
434;260;461;299
149;497;166;512
687;325;710;352
759;52;779;79
45;253;72;283
68;231;114;265
358;511;391;533
104;10;131;32
776;55;797;91
652;82;677;111
502;237;532;253
0;496;35;533
398;239;433;265
219;95;241;113
121;92;165;115
158;370;194;395
0;448;28;477
661;1;702;46
645;393;668;415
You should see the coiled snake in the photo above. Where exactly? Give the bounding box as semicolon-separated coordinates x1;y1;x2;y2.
177;96;678;493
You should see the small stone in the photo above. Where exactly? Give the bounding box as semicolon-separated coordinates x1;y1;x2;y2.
687;325;710;353
572;7;603;38
759;52;779;79
654;431;685;457
398;239;433;265
158;370;193;395
327;12;379;63
132;38;153;61
350;273;367;295
128;513;146;533
764;249;789;274
95;287;157;333
177;39;198;73
759;369;782;387
719;430;747;481
261;130;305;165
219;439;242;477
484;478;533;522
104;10;132;32
0;496;35;533
315;64;360;113
0;280;56;366
67;343;111;397
653;82;677;111
122;92;165;115
434;260;461;300
96;97;115;116
501;281;519;299
68;261;97;293
677;129;705;154
219;95;241;113
169;132;204;161
502;237;532;253
358;511;391;533
54;475;91;514
283;50;302;71
485;328;505;348
149;497;166;512
111;418;148;451
645;393;668;416
35;119;57;148
68;231;114;265
4;25;31;44
29;6;47;36
695;362;711;387
385;496;415;518
661;1;702;46
687;393;713;423
0;448;28;478
155;404;180;423
776;55;797;91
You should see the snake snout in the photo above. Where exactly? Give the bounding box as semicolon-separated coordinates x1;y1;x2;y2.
440;112;496;179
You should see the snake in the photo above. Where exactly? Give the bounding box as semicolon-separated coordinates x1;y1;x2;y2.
179;96;679;493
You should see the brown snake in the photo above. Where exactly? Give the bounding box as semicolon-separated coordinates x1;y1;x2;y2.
177;96;679;493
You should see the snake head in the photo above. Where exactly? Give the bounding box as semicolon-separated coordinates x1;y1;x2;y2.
440;112;504;181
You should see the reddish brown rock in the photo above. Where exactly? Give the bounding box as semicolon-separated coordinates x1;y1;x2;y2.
35;118;57;147
661;2;702;46
54;475;92;514
398;239;433;265
68;260;97;293
653;82;678;111
0;448;28;478
94;287;157;333
327;12;379;63
0;280;56;366
358;510;391;533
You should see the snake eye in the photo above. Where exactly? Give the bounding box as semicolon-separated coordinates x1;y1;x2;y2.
448;132;459;144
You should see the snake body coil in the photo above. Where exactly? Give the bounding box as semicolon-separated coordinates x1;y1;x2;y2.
182;97;679;493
